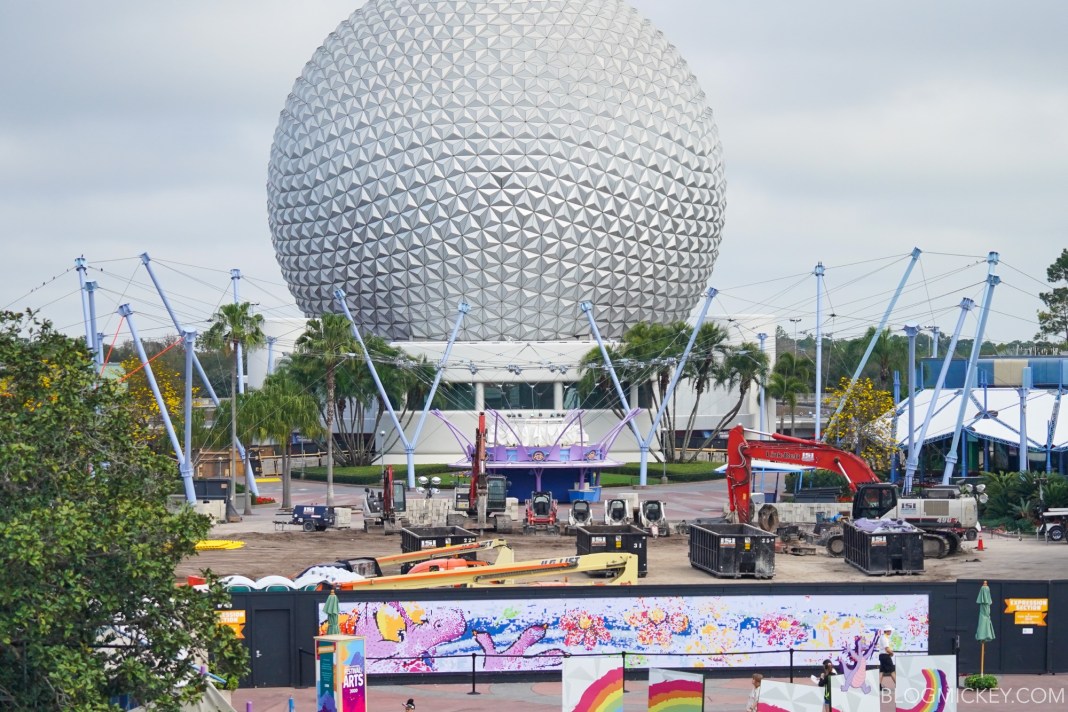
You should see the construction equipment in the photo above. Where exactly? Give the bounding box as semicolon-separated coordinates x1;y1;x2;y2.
523;491;559;534
1039;508;1068;542
638;499;671;537
603;497;631;525
361;465;408;534
286;505;352;532
330;551;638;589
567;500;594;532
296;538;513;580
724;425;981;558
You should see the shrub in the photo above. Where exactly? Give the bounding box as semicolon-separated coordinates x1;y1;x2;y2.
963;674;998;690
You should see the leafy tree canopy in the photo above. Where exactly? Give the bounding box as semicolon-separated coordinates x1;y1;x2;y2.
1036;248;1068;345
0;312;247;710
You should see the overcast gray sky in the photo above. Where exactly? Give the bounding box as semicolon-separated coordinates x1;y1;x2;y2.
1;1;1064;347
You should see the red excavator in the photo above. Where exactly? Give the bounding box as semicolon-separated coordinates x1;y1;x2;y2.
724;425;979;558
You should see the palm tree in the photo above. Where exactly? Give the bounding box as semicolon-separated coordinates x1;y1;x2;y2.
688;343;770;459
680;322;731;458
242;369;324;510
296;313;357;506
766;371;806;435
617;321;689;460
201;302;265;515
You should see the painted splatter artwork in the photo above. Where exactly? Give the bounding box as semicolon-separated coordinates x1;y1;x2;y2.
318;594;928;674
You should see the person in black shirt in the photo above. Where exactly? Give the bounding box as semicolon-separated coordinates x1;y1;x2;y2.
879;647;896;690
817;659;835;712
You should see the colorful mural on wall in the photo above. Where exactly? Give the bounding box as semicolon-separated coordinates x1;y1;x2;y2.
317;594;928;674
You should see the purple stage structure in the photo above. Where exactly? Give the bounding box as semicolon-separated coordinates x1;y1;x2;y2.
432;409;640;503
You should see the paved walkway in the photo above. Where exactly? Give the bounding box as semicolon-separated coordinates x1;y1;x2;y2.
232;674;1067;711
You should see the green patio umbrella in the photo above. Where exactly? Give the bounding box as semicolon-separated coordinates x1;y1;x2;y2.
324;589;341;636
976;581;995;676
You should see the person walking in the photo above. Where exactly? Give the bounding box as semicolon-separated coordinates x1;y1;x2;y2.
745;673;763;712
816;659;835;712
402;698;415;711
879;647;896;690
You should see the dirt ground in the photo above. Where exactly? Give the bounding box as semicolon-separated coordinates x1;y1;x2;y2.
176;524;1061;586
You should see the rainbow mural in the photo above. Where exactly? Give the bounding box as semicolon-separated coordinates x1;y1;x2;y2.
562;656;623;712
896;655;956;712
648;668;704;712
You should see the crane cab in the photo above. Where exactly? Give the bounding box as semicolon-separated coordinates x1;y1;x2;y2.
851;483;899;521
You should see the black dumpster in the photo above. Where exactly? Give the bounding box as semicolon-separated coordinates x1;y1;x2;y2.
400;526;478;572
192;477;231;501
575;524;648;578
843;520;924;575
688;523;776;579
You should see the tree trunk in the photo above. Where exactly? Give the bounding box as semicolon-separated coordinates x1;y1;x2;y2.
688;394;745;459
326;366;336;506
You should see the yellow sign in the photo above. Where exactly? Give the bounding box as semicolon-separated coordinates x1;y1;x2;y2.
1004;598;1048;626
218;609;246;639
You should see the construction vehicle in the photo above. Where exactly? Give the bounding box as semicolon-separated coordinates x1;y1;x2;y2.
603;497;631;525
361;465;408;534
330;551;638;589
296;538;512;580
724;425;981;558
285;504;352;532
566;500;595;532
603;492;670;536
523;491;559;534
1039;508;1068;542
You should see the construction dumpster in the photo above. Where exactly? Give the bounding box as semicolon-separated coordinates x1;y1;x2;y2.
575;524;648;578
843;519;924;575
400;526;478;572
688;523;776;579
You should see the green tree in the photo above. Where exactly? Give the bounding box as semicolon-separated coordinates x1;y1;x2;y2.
1036;248;1068;345
766;370;807;434
241;369;324;510
680;322;731;457
0;312;247;709
688;342;770;458
296;313;357;505
617;321;690;461
201;302;265;515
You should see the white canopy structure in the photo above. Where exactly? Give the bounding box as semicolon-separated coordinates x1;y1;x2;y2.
714;459;815;474
894;388;1067;451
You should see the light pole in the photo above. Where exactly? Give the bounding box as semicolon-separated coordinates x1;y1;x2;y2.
789;318;801;357
903;324;920;492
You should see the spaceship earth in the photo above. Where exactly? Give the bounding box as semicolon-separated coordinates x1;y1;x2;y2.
267;0;725;341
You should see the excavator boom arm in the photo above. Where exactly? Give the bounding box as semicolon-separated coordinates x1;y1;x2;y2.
725;425;881;524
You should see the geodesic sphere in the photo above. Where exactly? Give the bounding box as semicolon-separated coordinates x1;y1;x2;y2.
267;0;725;341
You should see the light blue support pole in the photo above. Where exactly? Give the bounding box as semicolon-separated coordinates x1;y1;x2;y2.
635;288;718;486
267;336;278;376
139;253;260;497
828;247;922;434
85;281;102;370
942;253;1000;484
119;304;196;503
183;330;196;481
75;257;93;350
334;289;418;489
1018;367;1032;473
580;301;643;445
904;299;972;492
891;372;901;483
405;302;469;488
757;332;768;432
903;323;920;490
814;262;825;440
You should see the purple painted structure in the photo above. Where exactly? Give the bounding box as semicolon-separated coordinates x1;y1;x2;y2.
431;409;641;502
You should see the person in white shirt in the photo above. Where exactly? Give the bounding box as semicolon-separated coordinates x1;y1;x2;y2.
746;673;763;712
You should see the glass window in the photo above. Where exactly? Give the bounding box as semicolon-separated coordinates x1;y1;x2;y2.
435;383;474;410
